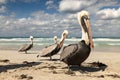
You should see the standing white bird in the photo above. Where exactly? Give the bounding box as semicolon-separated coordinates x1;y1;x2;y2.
60;11;94;70
18;36;34;54
37;35;58;58
40;30;69;60
54;36;58;44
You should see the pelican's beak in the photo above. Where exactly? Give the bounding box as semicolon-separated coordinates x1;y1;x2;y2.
85;18;94;48
59;30;68;48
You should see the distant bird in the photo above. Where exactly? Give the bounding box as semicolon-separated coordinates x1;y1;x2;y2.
60;11;94;70
40;30;69;60
37;36;58;58
53;36;58;44
18;36;34;54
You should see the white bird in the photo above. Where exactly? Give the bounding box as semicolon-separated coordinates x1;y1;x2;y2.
54;36;58;44
40;30;69;60
60;11;94;70
18;36;34;54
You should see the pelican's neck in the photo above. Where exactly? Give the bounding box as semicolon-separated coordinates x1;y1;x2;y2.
54;41;57;44
59;35;65;48
54;39;57;44
30;40;33;45
78;15;90;45
81;27;89;45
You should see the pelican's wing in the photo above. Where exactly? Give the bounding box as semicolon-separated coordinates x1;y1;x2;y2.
60;44;78;60
18;44;30;51
40;44;58;57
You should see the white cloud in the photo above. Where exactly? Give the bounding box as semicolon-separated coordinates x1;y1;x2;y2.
97;8;120;19
45;0;57;9
0;0;7;13
92;19;120;37
0;6;7;13
46;0;53;5
0;10;80;37
5;20;10;26
0;9;120;37
18;18;27;22
32;20;48;25
59;0;97;13
0;0;7;4
0;0;120;37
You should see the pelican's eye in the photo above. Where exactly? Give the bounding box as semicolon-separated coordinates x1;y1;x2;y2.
83;15;90;20
63;33;66;36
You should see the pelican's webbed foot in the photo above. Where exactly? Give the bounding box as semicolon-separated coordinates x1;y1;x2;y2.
50;56;52;61
66;65;74;74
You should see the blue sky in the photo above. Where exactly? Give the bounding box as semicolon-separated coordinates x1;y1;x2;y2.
0;0;120;37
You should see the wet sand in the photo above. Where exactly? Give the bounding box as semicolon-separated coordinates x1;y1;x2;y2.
0;50;120;80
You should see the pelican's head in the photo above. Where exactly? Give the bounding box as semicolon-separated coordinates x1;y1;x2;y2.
60;30;68;41
30;36;34;41
54;36;58;43
62;30;68;36
62;30;69;37
77;11;90;31
59;30;69;48
78;11;89;18
77;10;94;48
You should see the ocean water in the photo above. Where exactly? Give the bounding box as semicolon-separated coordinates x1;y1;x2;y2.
0;37;120;52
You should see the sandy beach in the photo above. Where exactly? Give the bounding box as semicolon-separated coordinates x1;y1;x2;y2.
0;49;120;80
0;0;120;80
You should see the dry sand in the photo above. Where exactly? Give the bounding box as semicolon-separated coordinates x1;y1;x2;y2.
0;50;120;80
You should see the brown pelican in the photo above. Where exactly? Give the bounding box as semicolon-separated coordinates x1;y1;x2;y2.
40;30;69;60
60;11;94;70
54;36;58;44
37;36;58;58
18;36;34;54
